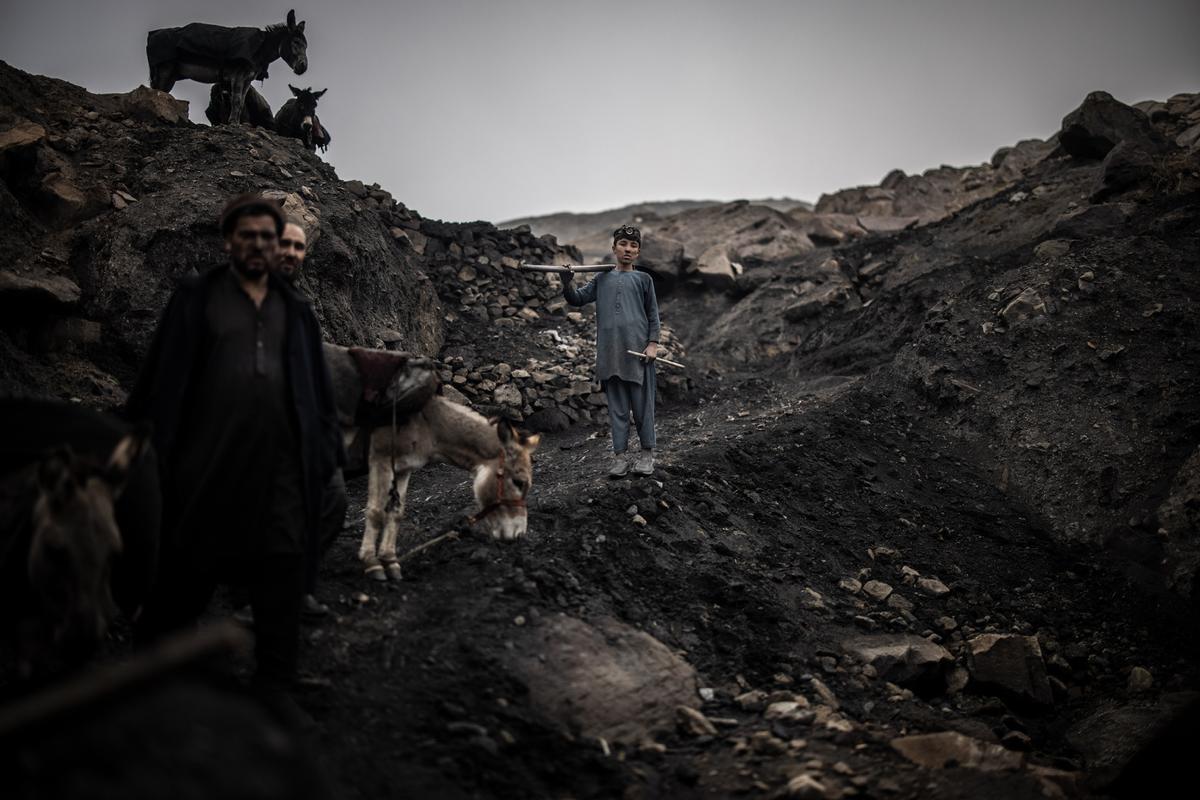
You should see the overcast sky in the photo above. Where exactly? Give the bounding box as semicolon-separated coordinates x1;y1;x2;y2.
2;0;1196;223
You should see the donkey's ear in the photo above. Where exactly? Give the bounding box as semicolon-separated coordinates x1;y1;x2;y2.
315;88;327;98
290;84;301;96
496;419;515;443
287;9;297;28
37;448;76;507
298;20;305;32
104;428;149;497
521;433;541;451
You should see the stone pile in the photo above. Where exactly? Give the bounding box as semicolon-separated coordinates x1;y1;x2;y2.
405;217;688;430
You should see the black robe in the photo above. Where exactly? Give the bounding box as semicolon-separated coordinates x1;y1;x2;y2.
126;266;342;564
146;23;268;72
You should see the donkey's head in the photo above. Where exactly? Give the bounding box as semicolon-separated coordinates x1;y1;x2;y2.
27;433;146;660
472;419;540;542
288;85;327;116
288;84;327;142
280;10;308;75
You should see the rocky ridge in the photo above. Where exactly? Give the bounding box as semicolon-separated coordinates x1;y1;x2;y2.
502;196;812;260
511;135;1064;293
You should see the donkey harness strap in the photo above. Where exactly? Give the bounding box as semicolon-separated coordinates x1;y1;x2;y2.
467;448;526;526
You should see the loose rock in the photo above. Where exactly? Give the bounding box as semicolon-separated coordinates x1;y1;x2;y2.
841;634;953;687
891;731;1024;770
862;580;894;602
967;634;1054;706
676;706;718;737
916;577;950;597
1127;666;1154;693
785;774;830;800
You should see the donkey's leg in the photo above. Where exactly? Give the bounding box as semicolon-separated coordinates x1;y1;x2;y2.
150;64;176;93
227;74;251;124
378;471;411;581
358;430;389;581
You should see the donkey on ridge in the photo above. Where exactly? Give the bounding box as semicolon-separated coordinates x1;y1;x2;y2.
147;9;308;124
206;84;274;129
275;85;331;152
324;344;541;581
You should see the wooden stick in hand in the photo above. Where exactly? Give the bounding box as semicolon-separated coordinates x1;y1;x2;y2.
627;349;685;369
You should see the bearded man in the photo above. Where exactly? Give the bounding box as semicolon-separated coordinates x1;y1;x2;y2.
127;194;341;718
276;218;347;617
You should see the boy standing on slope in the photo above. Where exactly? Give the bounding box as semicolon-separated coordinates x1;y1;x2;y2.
563;225;661;477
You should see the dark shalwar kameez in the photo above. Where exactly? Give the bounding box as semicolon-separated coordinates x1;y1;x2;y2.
142;271;306;685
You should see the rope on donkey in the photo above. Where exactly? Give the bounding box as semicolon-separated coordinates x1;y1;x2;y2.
395;530;460;565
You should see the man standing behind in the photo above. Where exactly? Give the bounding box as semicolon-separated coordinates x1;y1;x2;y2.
278;218;347;617
128;195;341;717
563;224;660;477
277;219;309;283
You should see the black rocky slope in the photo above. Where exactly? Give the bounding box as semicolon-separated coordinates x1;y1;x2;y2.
689;91;1200;599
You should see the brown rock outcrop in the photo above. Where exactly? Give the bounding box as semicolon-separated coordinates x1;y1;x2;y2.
967;634;1053;706
501;613;699;744
1060;90;1165;160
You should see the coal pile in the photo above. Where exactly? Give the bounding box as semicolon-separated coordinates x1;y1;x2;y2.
0;59;442;403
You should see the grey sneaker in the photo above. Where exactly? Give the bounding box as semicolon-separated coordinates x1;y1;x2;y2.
608;453;630;477
632;451;655;475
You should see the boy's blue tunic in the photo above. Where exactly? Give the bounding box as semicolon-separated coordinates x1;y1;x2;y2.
564;269;661;384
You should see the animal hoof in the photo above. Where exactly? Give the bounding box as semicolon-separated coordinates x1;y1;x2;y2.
386;563;403;581
364;564;387;582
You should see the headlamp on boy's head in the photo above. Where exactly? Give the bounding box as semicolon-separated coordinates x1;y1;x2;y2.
612;225;641;245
